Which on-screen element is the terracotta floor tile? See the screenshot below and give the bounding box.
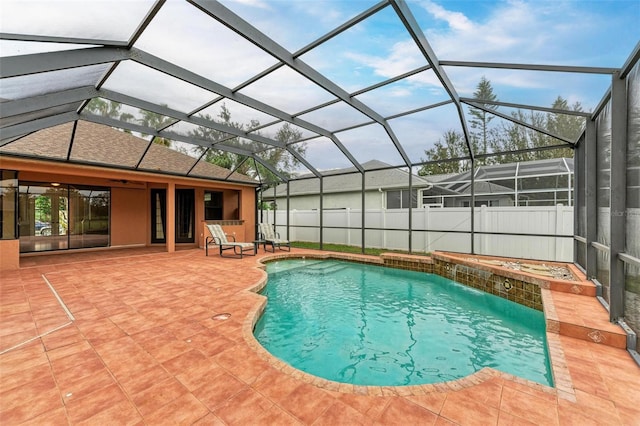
[214,346,270,384]
[0,311,36,336]
[252,368,304,402]
[131,377,188,417]
[161,348,209,376]
[377,397,438,425]
[65,383,130,423]
[496,411,537,425]
[405,392,447,415]
[0,340,45,370]
[143,336,193,364]
[192,371,247,411]
[0,376,62,424]
[454,379,504,409]
[143,392,209,425]
[277,383,337,424]
[50,342,97,366]
[440,391,500,426]
[39,323,81,347]
[75,400,142,426]
[17,408,68,426]
[313,399,371,426]
[118,364,173,396]
[214,387,274,424]
[499,386,559,425]
[192,412,227,426]
[252,406,303,425]
[557,398,614,426]
[0,362,52,393]
[193,330,236,357]
[58,368,116,405]
[174,358,225,392]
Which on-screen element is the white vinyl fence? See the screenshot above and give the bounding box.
[259,205,574,262]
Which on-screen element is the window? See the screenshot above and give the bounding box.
[204,191,223,220]
[0,170,18,240]
[386,189,417,209]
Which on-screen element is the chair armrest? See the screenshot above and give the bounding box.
[226,234,236,242]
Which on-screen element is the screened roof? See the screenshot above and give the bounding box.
[1,0,638,185]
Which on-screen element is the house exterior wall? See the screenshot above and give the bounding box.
[0,157,256,269]
[111,186,148,246]
[273,190,385,211]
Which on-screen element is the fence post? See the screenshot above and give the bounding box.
[425,206,430,252]
[481,205,488,255]
[555,203,564,261]
[346,208,351,246]
[382,209,387,249]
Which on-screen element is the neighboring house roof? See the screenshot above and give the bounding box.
[0,121,256,184]
[430,158,573,195]
[267,159,434,197]
[265,158,574,199]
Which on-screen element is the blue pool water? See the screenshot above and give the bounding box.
[254,259,554,387]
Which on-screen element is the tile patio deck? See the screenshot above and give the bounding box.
[1,247,639,425]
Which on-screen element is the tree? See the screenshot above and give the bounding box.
[189,104,306,181]
[418,129,470,175]
[546,96,585,141]
[468,76,498,160]
[85,99,122,118]
[84,99,134,133]
[492,96,581,161]
[138,108,174,147]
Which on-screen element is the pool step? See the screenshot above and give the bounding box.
[543,290,627,349]
[305,262,351,275]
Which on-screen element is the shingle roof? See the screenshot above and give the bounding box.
[0,120,256,184]
[269,160,433,197]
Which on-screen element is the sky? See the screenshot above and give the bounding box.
[2,0,639,172]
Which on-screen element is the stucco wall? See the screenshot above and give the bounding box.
[0,240,20,270]
[111,187,147,246]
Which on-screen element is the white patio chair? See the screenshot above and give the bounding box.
[205,224,256,258]
[258,223,291,252]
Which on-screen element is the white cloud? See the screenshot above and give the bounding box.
[422,0,474,32]
[345,39,425,80]
[229,0,270,8]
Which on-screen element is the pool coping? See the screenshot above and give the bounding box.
[241,251,572,400]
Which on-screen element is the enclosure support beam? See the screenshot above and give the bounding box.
[319,177,324,251]
[273,185,277,231]
[362,172,366,255]
[574,134,585,266]
[470,159,476,254]
[585,120,598,280]
[408,170,413,254]
[609,71,627,322]
[286,182,291,242]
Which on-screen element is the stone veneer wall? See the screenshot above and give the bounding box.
[433,259,543,311]
[381,257,434,273]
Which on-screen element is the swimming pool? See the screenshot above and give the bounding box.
[255,259,554,387]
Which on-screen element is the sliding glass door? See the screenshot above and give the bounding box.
[176,189,194,243]
[68,186,110,249]
[18,182,109,252]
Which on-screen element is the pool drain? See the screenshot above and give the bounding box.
[212,313,231,321]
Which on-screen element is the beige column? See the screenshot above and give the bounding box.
[166,182,175,253]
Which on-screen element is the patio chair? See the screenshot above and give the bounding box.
[205,224,256,258]
[258,223,291,252]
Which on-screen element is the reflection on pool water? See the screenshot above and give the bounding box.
[255,259,554,387]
